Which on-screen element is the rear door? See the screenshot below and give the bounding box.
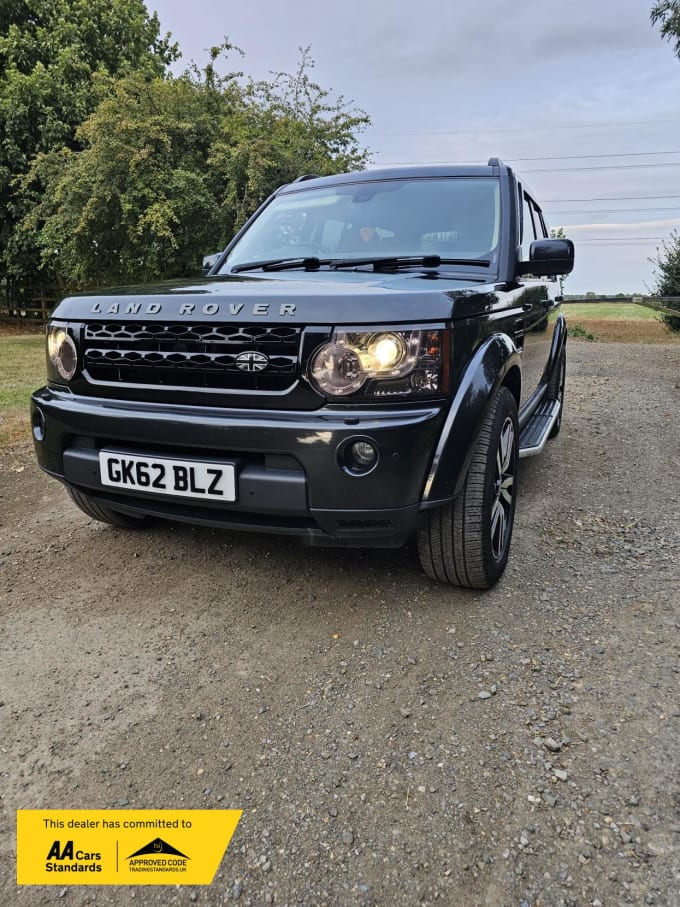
[516,186,558,410]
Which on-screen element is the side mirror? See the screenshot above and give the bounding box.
[517,238,574,277]
[202,252,222,275]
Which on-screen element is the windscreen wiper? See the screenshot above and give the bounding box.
[329,255,491,271]
[229,255,491,274]
[229,257,330,273]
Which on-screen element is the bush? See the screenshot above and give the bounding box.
[17,47,370,288]
[651,230,680,332]
[568,324,596,341]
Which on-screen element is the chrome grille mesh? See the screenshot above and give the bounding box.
[83,323,302,391]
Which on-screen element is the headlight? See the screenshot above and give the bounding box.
[310,328,449,398]
[47,325,78,381]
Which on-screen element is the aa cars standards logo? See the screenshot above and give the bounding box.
[126,837,190,874]
[44,840,102,875]
[17,810,242,886]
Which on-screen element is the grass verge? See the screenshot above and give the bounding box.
[0,335,45,449]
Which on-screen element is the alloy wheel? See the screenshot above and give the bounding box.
[491,416,515,561]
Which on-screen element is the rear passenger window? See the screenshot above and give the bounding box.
[521,192,536,259]
[531,200,548,238]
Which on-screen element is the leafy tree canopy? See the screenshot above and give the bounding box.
[0,0,177,276]
[651,0,680,58]
[20,46,371,287]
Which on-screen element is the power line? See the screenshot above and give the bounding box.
[497,150,680,162]
[367,117,680,137]
[378,150,680,164]
[546,206,680,214]
[372,160,680,173]
[575,241,663,246]
[576,244,663,248]
[542,195,680,203]
[527,163,680,174]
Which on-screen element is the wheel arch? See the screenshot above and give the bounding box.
[421,333,521,506]
[502,364,521,408]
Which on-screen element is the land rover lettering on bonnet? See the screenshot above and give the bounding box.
[31,160,574,588]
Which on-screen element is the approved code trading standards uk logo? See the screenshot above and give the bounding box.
[127,837,189,874]
[17,810,241,886]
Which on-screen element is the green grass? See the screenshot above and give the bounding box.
[561,302,658,320]
[568,324,596,341]
[0,335,45,447]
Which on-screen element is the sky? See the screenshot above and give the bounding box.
[150,0,680,295]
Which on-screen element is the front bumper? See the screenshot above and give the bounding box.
[31,388,448,546]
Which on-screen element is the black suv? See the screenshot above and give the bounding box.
[31,159,574,588]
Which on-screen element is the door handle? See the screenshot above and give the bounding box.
[522,303,532,312]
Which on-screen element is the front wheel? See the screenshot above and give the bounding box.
[417,386,519,589]
[66,486,148,529]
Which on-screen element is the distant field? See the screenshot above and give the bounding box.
[557,302,678,343]
[561,303,658,320]
[0,335,44,448]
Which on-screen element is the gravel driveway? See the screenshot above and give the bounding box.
[1,340,679,907]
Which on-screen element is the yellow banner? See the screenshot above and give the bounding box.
[17,810,241,885]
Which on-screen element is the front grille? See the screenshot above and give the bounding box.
[83,322,302,391]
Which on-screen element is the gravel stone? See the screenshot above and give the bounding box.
[1,340,679,906]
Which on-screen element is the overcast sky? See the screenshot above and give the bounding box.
[150,0,680,294]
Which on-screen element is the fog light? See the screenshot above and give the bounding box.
[32,406,45,442]
[339,437,379,476]
[351,441,377,468]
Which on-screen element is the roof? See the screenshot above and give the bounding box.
[278,162,511,194]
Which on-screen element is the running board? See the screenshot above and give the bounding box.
[519,399,561,458]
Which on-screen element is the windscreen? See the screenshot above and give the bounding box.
[221,177,501,269]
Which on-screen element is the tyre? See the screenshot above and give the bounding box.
[547,347,566,439]
[66,486,148,529]
[417,386,519,589]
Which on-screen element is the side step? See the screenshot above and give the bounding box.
[519,399,561,458]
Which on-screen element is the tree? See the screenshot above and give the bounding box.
[651,1,680,58]
[651,230,680,330]
[0,0,177,282]
[649,4,680,329]
[19,47,370,287]
[212,48,370,233]
[21,74,227,286]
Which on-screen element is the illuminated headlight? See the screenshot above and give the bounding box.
[310,328,448,398]
[368,333,406,369]
[47,325,78,381]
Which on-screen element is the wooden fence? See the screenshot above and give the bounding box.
[1,286,64,323]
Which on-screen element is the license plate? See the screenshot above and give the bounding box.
[99,451,236,502]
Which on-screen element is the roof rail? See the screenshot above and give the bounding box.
[292,174,320,182]
[487,157,503,167]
